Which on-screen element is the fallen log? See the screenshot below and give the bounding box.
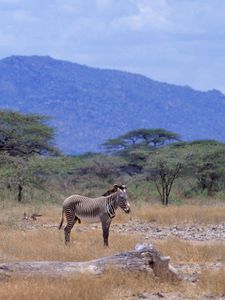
[0,244,180,280]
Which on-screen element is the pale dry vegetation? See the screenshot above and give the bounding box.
[0,226,141,262]
[0,202,225,299]
[155,238,225,263]
[134,203,225,225]
[0,271,186,300]
[0,204,141,263]
[198,268,225,296]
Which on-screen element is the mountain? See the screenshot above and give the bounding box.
[0,55,225,154]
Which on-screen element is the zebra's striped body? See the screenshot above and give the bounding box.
[58,185,130,246]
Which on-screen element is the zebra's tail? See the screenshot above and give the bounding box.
[58,208,64,230]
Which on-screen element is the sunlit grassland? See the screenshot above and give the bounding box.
[0,270,224,300]
[155,238,225,263]
[0,200,225,299]
[133,202,225,225]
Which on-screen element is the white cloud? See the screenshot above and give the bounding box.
[0,0,225,92]
[112,0,171,31]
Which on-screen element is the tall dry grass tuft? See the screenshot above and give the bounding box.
[154,238,225,263]
[134,204,225,225]
[0,226,141,262]
[0,269,185,300]
[0,275,114,300]
[198,268,225,296]
[0,263,223,300]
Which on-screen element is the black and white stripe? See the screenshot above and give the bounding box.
[58,186,130,246]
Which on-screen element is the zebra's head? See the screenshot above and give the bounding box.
[116,186,131,214]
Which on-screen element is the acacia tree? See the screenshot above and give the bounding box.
[151,140,225,198]
[144,144,184,205]
[148,160,183,205]
[102,128,180,154]
[101,128,180,176]
[0,110,60,201]
[186,140,225,195]
[0,110,59,156]
[122,128,180,148]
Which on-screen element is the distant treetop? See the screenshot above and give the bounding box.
[0,110,60,157]
[102,128,180,153]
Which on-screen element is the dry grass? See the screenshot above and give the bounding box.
[0,203,225,299]
[0,228,142,262]
[0,269,224,300]
[0,271,186,300]
[154,238,225,263]
[0,204,139,262]
[134,203,225,225]
[198,268,225,296]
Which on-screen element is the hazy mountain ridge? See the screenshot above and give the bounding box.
[0,55,224,154]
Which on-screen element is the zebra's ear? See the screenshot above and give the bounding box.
[114,184,127,193]
[113,184,122,192]
[118,187,124,193]
[121,184,127,191]
[114,184,126,189]
[113,184,120,188]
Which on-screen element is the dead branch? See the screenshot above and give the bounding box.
[0,244,180,280]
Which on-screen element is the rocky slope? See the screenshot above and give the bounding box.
[0,55,225,153]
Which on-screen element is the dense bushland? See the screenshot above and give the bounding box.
[1,110,225,206]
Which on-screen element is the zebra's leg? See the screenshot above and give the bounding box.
[64,215,79,244]
[101,218,112,247]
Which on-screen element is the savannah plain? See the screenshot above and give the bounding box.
[0,113,225,299]
[0,197,225,300]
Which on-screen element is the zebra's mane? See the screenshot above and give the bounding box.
[102,184,126,197]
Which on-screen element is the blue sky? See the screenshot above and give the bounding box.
[1,0,225,92]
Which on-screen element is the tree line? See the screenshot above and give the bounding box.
[1,110,225,205]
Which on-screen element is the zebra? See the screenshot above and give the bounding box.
[58,184,130,246]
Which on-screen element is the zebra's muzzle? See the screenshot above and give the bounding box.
[124,205,131,213]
